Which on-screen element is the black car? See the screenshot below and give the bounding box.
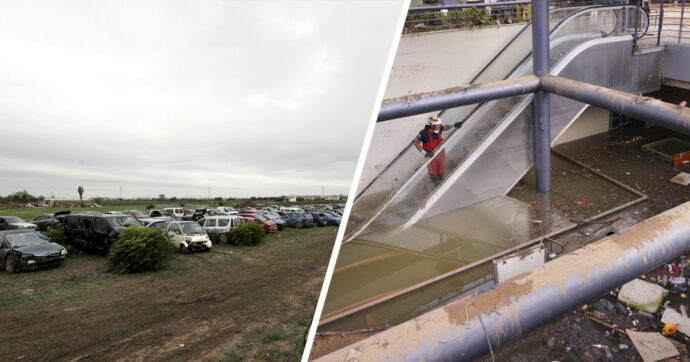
[0,230,66,273]
[31,211,70,231]
[183,208,208,222]
[63,214,141,255]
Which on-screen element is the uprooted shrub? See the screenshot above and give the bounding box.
[108,226,172,274]
[43,225,71,248]
[230,222,265,246]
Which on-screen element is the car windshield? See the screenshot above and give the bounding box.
[129,210,144,216]
[181,223,205,235]
[151,221,170,229]
[4,216,25,223]
[107,216,140,228]
[6,232,49,247]
[256,215,268,222]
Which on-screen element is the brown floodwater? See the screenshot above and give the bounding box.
[320,154,638,332]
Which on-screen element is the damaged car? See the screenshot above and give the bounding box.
[63,214,142,256]
[166,221,212,253]
[1,230,66,273]
[0,216,37,231]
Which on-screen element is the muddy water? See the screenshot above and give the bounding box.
[321,154,638,332]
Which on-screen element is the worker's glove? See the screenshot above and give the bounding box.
[421,150,434,158]
[454,121,464,128]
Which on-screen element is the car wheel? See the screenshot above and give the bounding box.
[180,244,188,254]
[296,222,303,229]
[4,257,17,273]
[218,233,228,244]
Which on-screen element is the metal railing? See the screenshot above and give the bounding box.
[404,0,596,33]
[640,0,689,47]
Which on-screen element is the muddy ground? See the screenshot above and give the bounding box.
[482,126,690,361]
[0,226,337,361]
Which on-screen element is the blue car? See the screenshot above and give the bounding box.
[318,212,342,226]
[311,213,328,227]
[283,213,315,228]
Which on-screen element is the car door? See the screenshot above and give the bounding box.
[167,223,184,247]
[92,218,110,251]
[0,235,9,263]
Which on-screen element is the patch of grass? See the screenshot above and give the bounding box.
[0,225,336,361]
[221,342,253,362]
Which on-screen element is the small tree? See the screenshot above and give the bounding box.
[77,186,84,203]
[108,227,172,274]
[230,222,265,246]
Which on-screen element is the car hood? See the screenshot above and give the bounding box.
[10,222,37,229]
[14,243,63,256]
[186,234,209,242]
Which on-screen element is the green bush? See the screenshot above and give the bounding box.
[108,226,172,274]
[230,222,265,246]
[43,225,70,247]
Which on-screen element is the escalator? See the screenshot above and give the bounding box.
[345,4,649,241]
[317,4,657,338]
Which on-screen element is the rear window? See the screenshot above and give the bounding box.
[289,213,299,218]
[218,219,229,227]
[305,214,313,218]
[206,219,217,227]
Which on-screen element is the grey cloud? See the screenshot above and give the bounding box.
[0,0,403,199]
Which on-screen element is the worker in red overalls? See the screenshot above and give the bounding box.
[414,115,463,186]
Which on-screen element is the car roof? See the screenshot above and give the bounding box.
[0,229,36,235]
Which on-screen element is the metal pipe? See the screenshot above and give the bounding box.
[377,75,540,122]
[633,0,640,50]
[532,0,551,192]
[541,74,690,134]
[680,0,686,44]
[316,202,690,361]
[658,0,664,46]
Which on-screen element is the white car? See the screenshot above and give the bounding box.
[165,221,211,253]
[198,215,246,244]
[216,206,239,215]
[141,218,171,229]
[163,208,185,219]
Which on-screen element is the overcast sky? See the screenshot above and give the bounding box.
[0,0,404,199]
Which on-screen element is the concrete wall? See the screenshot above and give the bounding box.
[358,25,525,195]
[663,44,690,84]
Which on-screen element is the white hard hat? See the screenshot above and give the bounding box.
[428,115,442,125]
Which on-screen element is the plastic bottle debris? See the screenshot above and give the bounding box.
[638,311,655,318]
[675,285,687,293]
[615,302,628,315]
[619,344,629,350]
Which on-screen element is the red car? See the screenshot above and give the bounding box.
[238,214,277,233]
[123,210,150,220]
